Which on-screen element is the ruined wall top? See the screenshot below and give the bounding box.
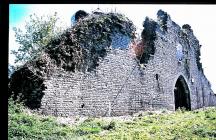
[10,9,204,76]
[9,9,213,109]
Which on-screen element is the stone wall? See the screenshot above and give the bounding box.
[39,14,216,116]
[11,10,216,117]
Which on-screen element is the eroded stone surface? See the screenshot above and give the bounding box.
[9,10,216,117]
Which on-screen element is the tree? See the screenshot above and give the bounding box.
[11,12,63,64]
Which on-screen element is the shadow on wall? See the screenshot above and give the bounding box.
[8,67,46,109]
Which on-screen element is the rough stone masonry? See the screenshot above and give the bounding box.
[8,10,216,117]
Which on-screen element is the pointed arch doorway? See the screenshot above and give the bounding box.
[174,75,191,110]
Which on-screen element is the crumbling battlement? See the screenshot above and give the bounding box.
[8,10,216,116]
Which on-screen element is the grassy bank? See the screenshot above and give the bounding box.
[8,99,216,140]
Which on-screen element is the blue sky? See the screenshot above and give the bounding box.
[9,4,31,26]
[9,4,216,92]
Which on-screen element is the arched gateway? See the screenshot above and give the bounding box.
[174,76,191,110]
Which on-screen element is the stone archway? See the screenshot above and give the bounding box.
[174,75,191,110]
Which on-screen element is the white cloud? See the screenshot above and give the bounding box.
[9,27,19,65]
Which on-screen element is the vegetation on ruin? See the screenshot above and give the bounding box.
[45,12,136,72]
[8,11,136,110]
[157,9,168,32]
[10,11,136,76]
[9,99,216,140]
[139,17,157,64]
[9,10,214,140]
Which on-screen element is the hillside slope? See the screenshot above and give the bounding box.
[9,99,216,140]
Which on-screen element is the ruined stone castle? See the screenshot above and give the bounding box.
[9,10,216,117]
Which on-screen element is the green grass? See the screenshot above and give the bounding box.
[9,99,216,140]
[8,99,76,140]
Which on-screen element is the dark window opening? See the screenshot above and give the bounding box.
[174,76,191,110]
[155,74,159,80]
